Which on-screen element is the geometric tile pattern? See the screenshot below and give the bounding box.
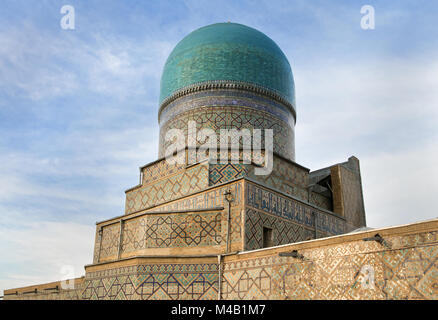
[380,233,438,299]
[209,163,249,185]
[7,227,438,300]
[99,223,121,261]
[244,209,314,250]
[125,163,209,214]
[152,180,242,212]
[309,192,332,211]
[159,90,294,127]
[82,264,218,300]
[96,212,223,262]
[159,105,294,162]
[95,181,244,263]
[141,159,185,185]
[247,156,312,205]
[222,230,438,300]
[122,212,222,250]
[208,155,331,211]
[246,181,345,236]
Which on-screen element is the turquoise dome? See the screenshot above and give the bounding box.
[159,23,295,108]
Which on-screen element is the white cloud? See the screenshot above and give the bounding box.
[0,22,172,101]
[295,56,438,162]
[0,219,94,296]
[294,56,438,228]
[361,141,438,228]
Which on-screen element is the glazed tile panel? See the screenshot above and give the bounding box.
[247,156,312,206]
[221,230,438,300]
[141,159,186,186]
[245,181,345,236]
[96,181,244,263]
[207,156,329,212]
[159,90,295,126]
[245,209,316,251]
[309,192,332,211]
[99,223,121,261]
[151,180,242,212]
[125,163,209,214]
[120,212,222,253]
[82,264,218,300]
[158,105,295,161]
[209,163,249,185]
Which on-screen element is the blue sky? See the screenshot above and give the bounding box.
[1,0,437,294]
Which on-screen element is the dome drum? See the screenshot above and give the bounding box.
[158,22,297,162]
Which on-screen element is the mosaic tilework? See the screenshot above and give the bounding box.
[245,181,345,236]
[248,156,310,204]
[95,182,244,263]
[145,181,244,247]
[151,180,242,212]
[121,212,222,252]
[99,223,121,261]
[222,230,438,300]
[7,224,438,300]
[159,105,295,161]
[309,192,332,211]
[159,90,295,128]
[141,159,185,186]
[125,163,209,214]
[244,209,315,250]
[209,163,250,185]
[208,155,329,213]
[82,264,218,300]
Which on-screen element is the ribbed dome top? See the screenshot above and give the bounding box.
[159,23,295,108]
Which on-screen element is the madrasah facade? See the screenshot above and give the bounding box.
[4,23,437,300]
